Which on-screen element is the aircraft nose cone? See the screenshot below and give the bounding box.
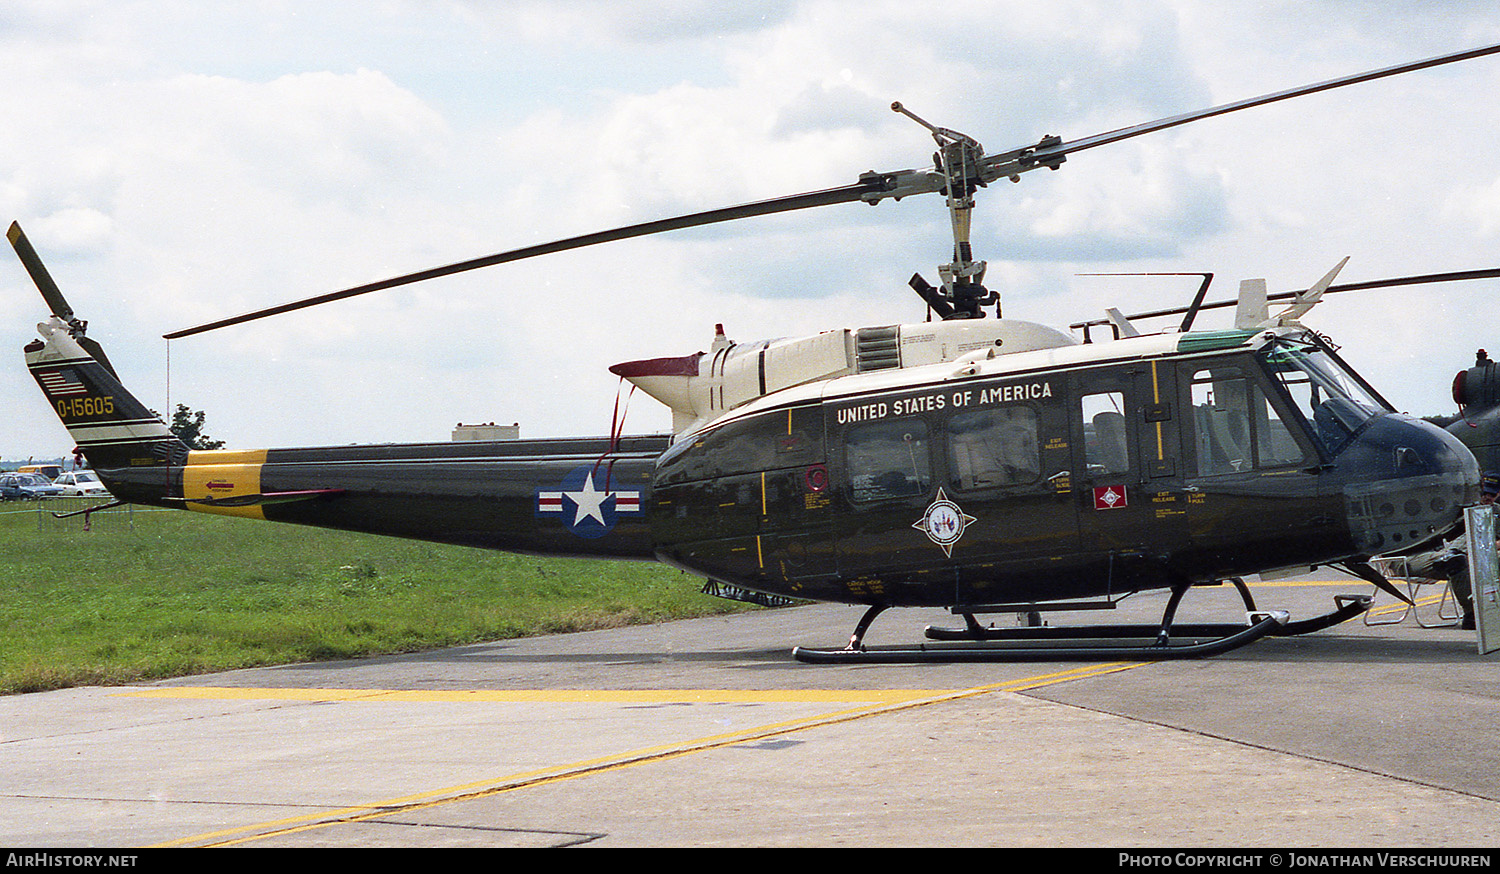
[1342,415,1478,555]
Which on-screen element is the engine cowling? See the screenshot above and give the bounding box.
[610,319,1078,434]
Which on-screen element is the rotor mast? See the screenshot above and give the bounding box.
[892,102,1013,319]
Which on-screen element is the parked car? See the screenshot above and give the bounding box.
[52,470,110,497]
[0,473,65,500]
[17,464,62,481]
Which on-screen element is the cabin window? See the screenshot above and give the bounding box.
[846,419,932,502]
[948,407,1040,489]
[1081,391,1131,477]
[655,405,822,484]
[1189,365,1303,474]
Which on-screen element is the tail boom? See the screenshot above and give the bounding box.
[26,315,665,559]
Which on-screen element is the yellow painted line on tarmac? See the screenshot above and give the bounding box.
[1244,579,1356,588]
[1240,578,1452,618]
[988,661,1144,691]
[1369,591,1449,617]
[147,662,1147,848]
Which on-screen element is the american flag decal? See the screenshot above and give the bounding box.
[37,369,89,397]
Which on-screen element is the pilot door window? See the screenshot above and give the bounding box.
[1189,365,1303,475]
[846,420,933,502]
[1081,391,1131,478]
[948,407,1041,490]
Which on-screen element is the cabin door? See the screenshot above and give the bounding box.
[757,404,838,583]
[1070,365,1184,575]
[947,383,1080,606]
[831,411,943,584]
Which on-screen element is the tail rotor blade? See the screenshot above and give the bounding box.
[76,335,118,379]
[8,222,118,377]
[7,222,75,322]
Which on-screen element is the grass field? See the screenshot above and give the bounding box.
[0,500,755,694]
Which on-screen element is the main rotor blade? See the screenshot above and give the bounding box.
[164,181,878,339]
[1022,42,1500,167]
[7,221,75,322]
[167,40,1500,339]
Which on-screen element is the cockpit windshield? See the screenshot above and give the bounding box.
[1259,338,1389,455]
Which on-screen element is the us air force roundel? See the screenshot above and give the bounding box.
[912,488,976,557]
[535,465,643,538]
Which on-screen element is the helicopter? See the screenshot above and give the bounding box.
[1449,350,1500,477]
[13,43,1499,663]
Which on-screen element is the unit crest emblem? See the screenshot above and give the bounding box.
[912,488,976,557]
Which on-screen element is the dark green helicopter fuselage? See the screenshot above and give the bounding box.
[32,318,1476,612]
[647,328,1476,607]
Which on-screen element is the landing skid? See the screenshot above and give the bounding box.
[791,589,1372,664]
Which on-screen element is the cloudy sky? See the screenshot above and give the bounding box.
[4,1,1500,458]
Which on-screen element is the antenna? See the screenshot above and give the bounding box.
[1072,267,1500,337]
[1072,273,1214,341]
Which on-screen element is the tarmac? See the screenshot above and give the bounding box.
[1,573,1497,848]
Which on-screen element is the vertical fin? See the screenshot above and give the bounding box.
[26,319,186,471]
[13,227,188,481]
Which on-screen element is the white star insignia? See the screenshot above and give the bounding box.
[566,471,610,526]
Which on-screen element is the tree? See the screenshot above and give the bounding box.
[168,404,225,450]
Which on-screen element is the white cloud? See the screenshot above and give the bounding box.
[471,0,799,44]
[1445,176,1500,238]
